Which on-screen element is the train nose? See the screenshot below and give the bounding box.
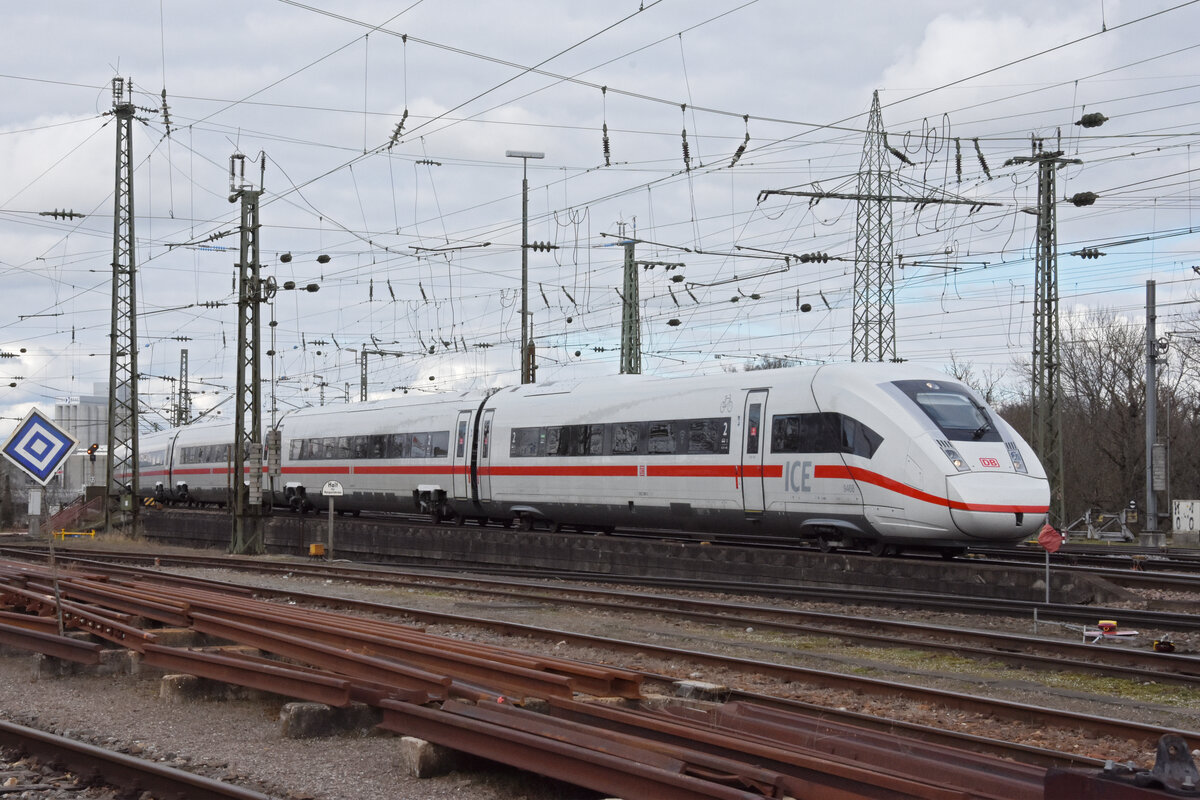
[945,472,1050,541]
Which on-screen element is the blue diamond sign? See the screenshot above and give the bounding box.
[2,408,78,486]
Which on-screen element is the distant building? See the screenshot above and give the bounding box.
[53,384,108,496]
[55,384,108,451]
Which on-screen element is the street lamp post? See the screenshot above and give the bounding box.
[506,149,544,384]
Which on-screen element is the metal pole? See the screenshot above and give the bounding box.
[105,77,140,536]
[230,154,268,555]
[520,163,530,383]
[1044,549,1050,605]
[1145,280,1158,535]
[327,497,334,561]
[506,150,543,384]
[619,240,641,374]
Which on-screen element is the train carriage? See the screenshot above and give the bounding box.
[473,373,745,532]
[277,391,481,517]
[139,422,233,506]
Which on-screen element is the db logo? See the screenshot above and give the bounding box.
[979,457,1000,468]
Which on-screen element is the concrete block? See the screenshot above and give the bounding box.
[397,736,465,778]
[97,648,137,676]
[673,679,728,701]
[279,702,382,739]
[160,673,222,703]
[31,654,79,680]
[1173,530,1200,548]
[159,672,271,703]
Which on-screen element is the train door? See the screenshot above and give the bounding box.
[741,389,768,513]
[477,409,495,503]
[452,410,472,499]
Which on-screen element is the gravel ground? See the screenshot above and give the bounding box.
[0,550,1198,798]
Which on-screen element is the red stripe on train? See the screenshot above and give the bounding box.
[815,464,1048,514]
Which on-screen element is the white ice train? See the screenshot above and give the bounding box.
[135,363,1050,555]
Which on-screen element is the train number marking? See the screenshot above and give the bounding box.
[978,457,1000,468]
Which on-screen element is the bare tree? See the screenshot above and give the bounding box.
[946,353,1011,405]
[999,307,1200,527]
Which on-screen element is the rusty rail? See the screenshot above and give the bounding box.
[0,556,1193,800]
[0,717,277,800]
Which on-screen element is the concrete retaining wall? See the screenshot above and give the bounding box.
[142,509,1122,604]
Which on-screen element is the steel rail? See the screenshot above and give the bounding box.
[31,548,1200,688]
[180,560,1200,686]
[2,552,1194,762]
[18,546,1200,634]
[0,717,278,800]
[64,558,1200,749]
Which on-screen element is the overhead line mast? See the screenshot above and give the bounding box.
[1008,135,1087,529]
[105,77,140,535]
[229,152,273,555]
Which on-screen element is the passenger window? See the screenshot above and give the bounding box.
[611,423,641,455]
[545,426,566,456]
[456,421,468,458]
[688,420,717,454]
[647,422,675,454]
[586,425,604,455]
[481,420,491,459]
[510,427,540,457]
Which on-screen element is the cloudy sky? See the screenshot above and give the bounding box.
[1,0,1198,434]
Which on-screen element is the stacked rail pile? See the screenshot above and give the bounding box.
[0,558,1106,799]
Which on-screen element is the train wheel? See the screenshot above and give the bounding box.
[867,541,891,557]
[816,536,836,553]
[516,515,533,532]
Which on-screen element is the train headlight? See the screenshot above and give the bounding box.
[936,439,971,472]
[1005,440,1028,474]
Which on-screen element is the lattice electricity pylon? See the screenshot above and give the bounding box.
[620,240,641,374]
[852,90,896,363]
[174,348,190,427]
[229,153,273,555]
[1009,143,1080,527]
[105,77,140,534]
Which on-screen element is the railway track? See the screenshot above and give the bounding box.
[0,555,1076,800]
[19,546,1200,689]
[0,717,276,799]
[2,548,1196,766]
[13,543,1197,633]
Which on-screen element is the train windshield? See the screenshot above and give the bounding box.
[892,379,1001,442]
